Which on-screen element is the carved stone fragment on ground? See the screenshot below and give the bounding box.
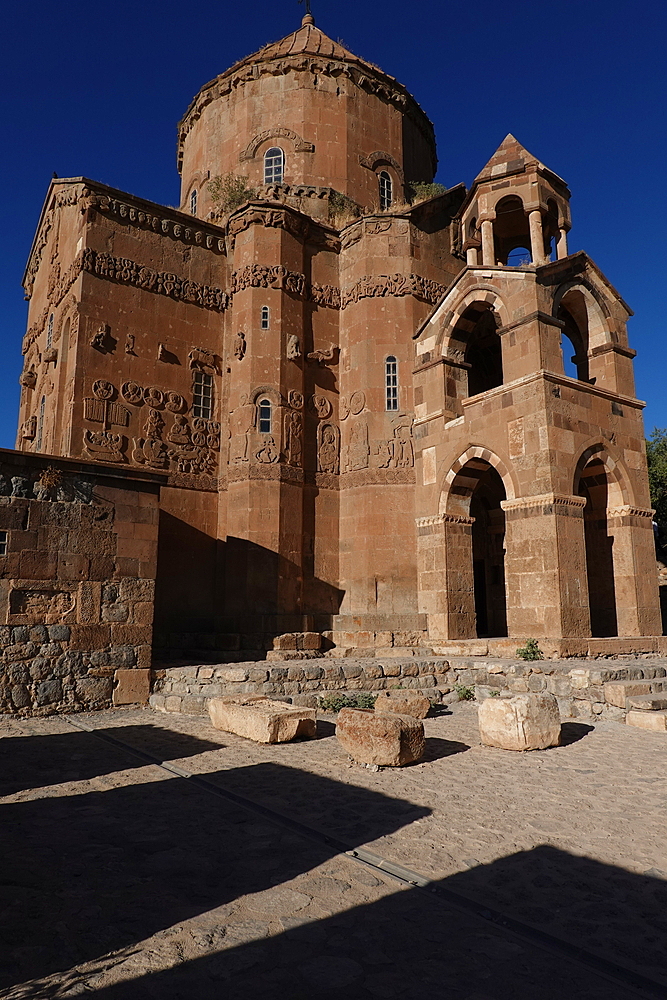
[208,695,316,743]
[336,708,425,766]
[374,689,431,719]
[478,693,561,751]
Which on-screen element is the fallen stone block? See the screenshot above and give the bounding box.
[478,693,561,751]
[208,695,316,743]
[626,710,667,731]
[336,708,424,766]
[112,668,151,705]
[374,689,431,719]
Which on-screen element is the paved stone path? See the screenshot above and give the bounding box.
[1,702,666,998]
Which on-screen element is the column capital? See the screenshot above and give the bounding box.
[416,512,475,528]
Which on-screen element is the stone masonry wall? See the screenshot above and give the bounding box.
[0,450,164,717]
[150,655,667,721]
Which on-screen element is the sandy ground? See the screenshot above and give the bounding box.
[1,702,666,999]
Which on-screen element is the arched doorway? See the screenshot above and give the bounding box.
[447,457,508,638]
[577,453,620,636]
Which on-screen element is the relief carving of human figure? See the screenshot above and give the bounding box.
[229,395,256,463]
[347,417,369,471]
[285,410,302,467]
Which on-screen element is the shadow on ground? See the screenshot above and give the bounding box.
[1,723,665,999]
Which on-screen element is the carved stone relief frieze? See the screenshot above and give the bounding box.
[309,394,332,419]
[188,347,219,373]
[341,273,446,309]
[84,430,125,463]
[284,410,303,467]
[234,331,247,360]
[288,390,304,410]
[81,248,230,312]
[376,415,414,469]
[343,416,370,472]
[229,395,256,464]
[83,380,130,431]
[307,346,338,365]
[286,335,301,361]
[21,416,37,440]
[317,423,340,474]
[240,127,315,161]
[255,437,280,464]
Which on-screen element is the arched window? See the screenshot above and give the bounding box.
[506,247,532,266]
[379,171,392,211]
[264,147,284,184]
[46,313,54,349]
[190,188,197,215]
[36,395,46,451]
[258,398,272,433]
[260,306,270,330]
[385,356,398,410]
[192,371,214,419]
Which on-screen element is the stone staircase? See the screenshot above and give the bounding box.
[604,677,667,732]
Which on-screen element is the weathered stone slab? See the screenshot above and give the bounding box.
[374,689,431,719]
[208,695,316,743]
[626,709,667,731]
[112,667,151,705]
[336,708,424,766]
[478,693,561,751]
[604,680,651,708]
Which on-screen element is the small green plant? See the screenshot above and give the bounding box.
[329,189,360,226]
[454,683,475,702]
[208,173,257,214]
[408,181,447,204]
[489,689,501,697]
[317,692,377,713]
[515,638,544,661]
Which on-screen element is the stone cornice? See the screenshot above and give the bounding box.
[500,493,587,512]
[416,512,475,526]
[606,505,654,519]
[23,178,227,299]
[231,264,340,308]
[459,369,645,412]
[177,55,436,175]
[225,201,340,252]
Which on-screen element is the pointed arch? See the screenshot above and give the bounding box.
[573,441,633,507]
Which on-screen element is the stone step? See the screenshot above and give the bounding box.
[626,694,667,712]
[626,710,667,732]
[603,679,667,708]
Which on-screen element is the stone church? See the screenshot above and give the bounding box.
[13,12,662,697]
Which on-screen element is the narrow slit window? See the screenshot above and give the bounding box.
[0,531,7,556]
[385,356,398,410]
[36,395,46,450]
[46,314,54,349]
[192,371,214,419]
[190,188,197,215]
[379,170,392,211]
[260,306,270,330]
[258,398,272,434]
[264,147,284,184]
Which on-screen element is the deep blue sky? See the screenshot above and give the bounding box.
[2,0,666,447]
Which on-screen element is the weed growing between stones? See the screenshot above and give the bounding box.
[516,638,545,661]
[317,692,378,713]
[454,684,475,702]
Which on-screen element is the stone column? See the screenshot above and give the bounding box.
[416,512,476,640]
[605,505,662,636]
[466,246,479,266]
[528,210,545,265]
[480,220,495,266]
[556,227,569,259]
[501,493,590,638]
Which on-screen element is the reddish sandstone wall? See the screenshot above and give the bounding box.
[0,451,163,716]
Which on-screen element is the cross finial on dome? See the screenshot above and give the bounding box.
[299,0,315,25]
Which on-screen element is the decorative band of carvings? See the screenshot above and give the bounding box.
[416,513,475,527]
[177,60,435,174]
[92,193,226,253]
[341,273,446,309]
[81,249,230,312]
[340,468,416,488]
[231,264,340,309]
[500,493,587,512]
[606,505,654,519]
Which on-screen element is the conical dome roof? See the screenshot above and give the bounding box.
[177,16,435,173]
